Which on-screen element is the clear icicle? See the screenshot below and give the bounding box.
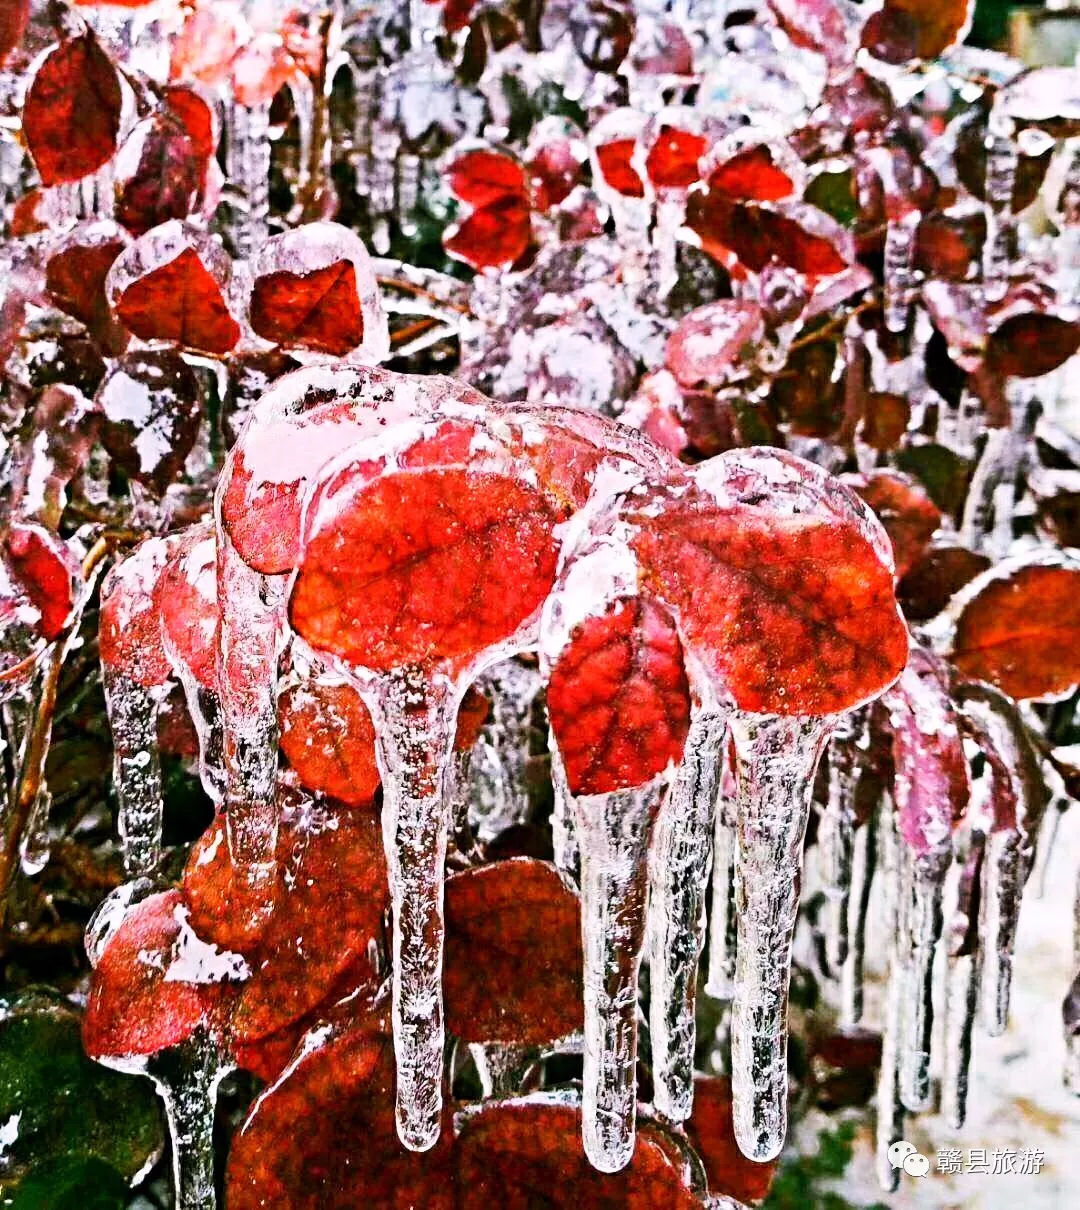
[982,108,1018,303]
[367,669,459,1152]
[215,534,284,924]
[729,713,834,1162]
[577,781,661,1172]
[102,666,165,877]
[19,787,52,875]
[705,806,737,1001]
[896,846,946,1112]
[941,828,985,1130]
[1065,866,1080,1094]
[550,742,581,884]
[882,212,919,334]
[979,828,1025,1037]
[647,709,726,1121]
[467,1041,533,1098]
[224,101,272,260]
[839,816,876,1028]
[874,802,905,1193]
[819,713,864,973]
[146,1030,229,1210]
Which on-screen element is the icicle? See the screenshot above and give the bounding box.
[978,828,1024,1037]
[941,827,985,1130]
[982,107,1018,303]
[896,845,946,1112]
[103,667,165,877]
[550,742,581,884]
[146,1030,230,1210]
[882,211,919,334]
[647,708,726,1121]
[874,803,905,1193]
[839,816,875,1028]
[1065,866,1080,1094]
[467,1041,533,1098]
[576,780,660,1172]
[215,534,284,926]
[705,806,737,1000]
[818,713,863,973]
[729,713,834,1162]
[19,787,51,875]
[366,668,459,1152]
[224,101,272,260]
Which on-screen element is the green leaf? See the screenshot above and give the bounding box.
[7,1156,129,1210]
[805,169,858,229]
[896,443,973,517]
[0,990,162,1199]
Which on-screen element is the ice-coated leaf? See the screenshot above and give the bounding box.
[860,392,911,453]
[0,0,27,64]
[447,149,529,208]
[986,313,1080,380]
[706,144,795,202]
[645,125,707,190]
[850,471,941,579]
[0,990,162,1198]
[23,34,123,186]
[443,859,583,1044]
[687,196,850,276]
[914,210,985,282]
[183,799,387,1046]
[665,300,764,389]
[685,1077,777,1204]
[45,228,129,346]
[862,0,973,63]
[83,890,230,1060]
[454,1096,701,1208]
[97,351,202,494]
[897,545,991,623]
[633,486,908,715]
[115,109,208,237]
[767,0,861,69]
[290,466,560,673]
[278,677,381,807]
[445,196,532,270]
[947,559,1080,701]
[4,523,79,642]
[595,138,645,198]
[157,527,217,690]
[547,596,691,795]
[250,262,365,357]
[112,242,241,355]
[99,535,180,690]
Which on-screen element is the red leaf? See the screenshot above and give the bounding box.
[250,261,365,356]
[707,144,794,202]
[548,596,691,795]
[859,392,911,453]
[115,111,206,236]
[98,535,181,689]
[666,300,764,389]
[454,1097,701,1208]
[46,232,128,343]
[444,859,583,1044]
[897,544,990,623]
[114,246,241,355]
[83,890,226,1059]
[949,561,1080,701]
[633,487,908,716]
[183,800,387,1044]
[278,677,381,807]
[24,34,122,186]
[768,339,842,439]
[226,1004,456,1210]
[685,1076,777,1203]
[986,313,1080,380]
[163,86,216,160]
[688,195,849,276]
[914,209,985,281]
[850,470,940,579]
[445,196,532,270]
[290,466,560,673]
[4,524,78,642]
[447,149,529,207]
[0,0,27,64]
[863,0,972,62]
[157,528,217,689]
[645,125,706,190]
[595,138,645,198]
[528,139,586,210]
[97,351,203,494]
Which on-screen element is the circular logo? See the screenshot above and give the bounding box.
[887,1140,917,1169]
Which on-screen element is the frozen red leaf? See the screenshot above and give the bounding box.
[249,261,364,356]
[23,34,122,186]
[685,1077,777,1204]
[897,544,990,623]
[528,139,586,210]
[767,0,860,68]
[986,313,1080,380]
[163,86,216,160]
[595,138,645,198]
[97,351,202,494]
[226,1004,456,1210]
[850,471,940,579]
[445,196,532,270]
[99,536,182,689]
[443,859,583,1044]
[447,149,529,207]
[666,300,764,389]
[0,0,27,64]
[114,247,241,355]
[949,561,1080,701]
[115,110,207,236]
[454,1097,700,1208]
[688,195,849,276]
[183,800,387,1044]
[645,125,706,190]
[633,489,907,716]
[45,232,128,345]
[547,596,691,796]
[290,467,560,673]
[4,524,78,642]
[83,890,227,1059]
[278,677,380,807]
[706,144,795,202]
[157,528,217,690]
[860,391,911,453]
[914,209,985,281]
[863,0,972,62]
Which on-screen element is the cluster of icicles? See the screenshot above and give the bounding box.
[83,355,1044,1206]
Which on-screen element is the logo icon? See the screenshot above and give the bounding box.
[888,1140,930,1178]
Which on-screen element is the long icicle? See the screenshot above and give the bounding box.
[730,713,834,1162]
[840,814,876,1028]
[705,802,738,1000]
[647,708,726,1121]
[942,826,985,1129]
[102,667,166,877]
[875,800,905,1192]
[819,712,863,973]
